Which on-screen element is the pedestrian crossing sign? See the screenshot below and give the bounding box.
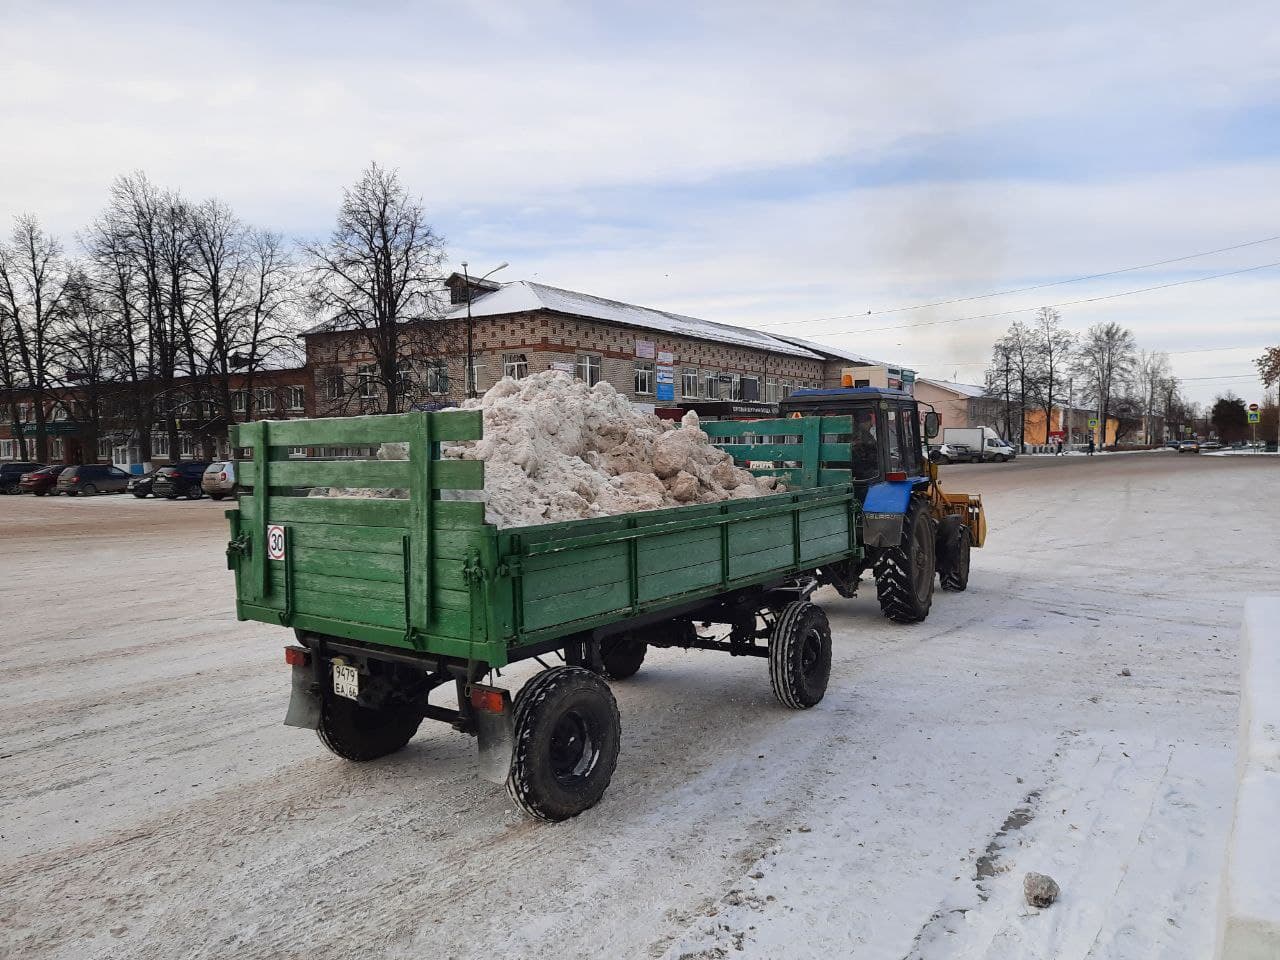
[1247,411,1261,423]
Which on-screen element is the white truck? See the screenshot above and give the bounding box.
[941,426,1017,463]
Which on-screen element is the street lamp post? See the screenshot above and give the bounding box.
[462,261,508,399]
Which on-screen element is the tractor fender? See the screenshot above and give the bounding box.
[862,480,914,549]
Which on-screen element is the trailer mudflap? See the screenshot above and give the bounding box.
[284,661,322,730]
[471,684,514,784]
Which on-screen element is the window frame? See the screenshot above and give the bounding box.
[575,353,602,387]
[285,385,305,411]
[503,353,528,380]
[634,361,655,396]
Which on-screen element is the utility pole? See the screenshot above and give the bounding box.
[1066,377,1073,447]
[1003,349,1012,442]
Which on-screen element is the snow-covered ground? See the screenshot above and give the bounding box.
[1,453,1275,959]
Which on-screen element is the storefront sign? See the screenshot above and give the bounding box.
[635,340,655,359]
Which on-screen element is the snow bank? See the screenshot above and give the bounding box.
[1216,596,1280,960]
[317,371,782,526]
[442,371,781,527]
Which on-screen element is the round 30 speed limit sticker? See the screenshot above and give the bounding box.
[266,524,286,561]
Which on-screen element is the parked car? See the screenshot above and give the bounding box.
[56,463,132,495]
[127,468,161,498]
[201,461,238,500]
[151,461,212,499]
[1178,440,1200,453]
[1,461,44,494]
[18,464,67,495]
[927,442,970,465]
[1165,439,1182,449]
[1199,439,1222,451]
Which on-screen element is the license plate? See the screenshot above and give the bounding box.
[332,663,360,701]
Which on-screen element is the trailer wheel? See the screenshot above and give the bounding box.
[316,693,422,762]
[768,601,832,709]
[873,498,935,623]
[600,635,647,680]
[937,517,971,592]
[507,666,620,821]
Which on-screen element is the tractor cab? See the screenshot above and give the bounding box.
[777,386,936,491]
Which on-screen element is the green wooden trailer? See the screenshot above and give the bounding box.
[226,409,861,820]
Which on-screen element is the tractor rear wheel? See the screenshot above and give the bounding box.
[507,666,621,821]
[768,601,832,709]
[317,691,422,761]
[936,516,972,592]
[600,635,647,680]
[873,498,936,623]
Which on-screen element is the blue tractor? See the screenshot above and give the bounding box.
[777,386,987,622]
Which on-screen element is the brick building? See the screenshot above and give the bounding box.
[303,275,899,415]
[0,365,313,469]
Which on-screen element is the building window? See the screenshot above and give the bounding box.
[766,377,779,402]
[285,386,305,411]
[780,380,793,398]
[0,439,13,459]
[704,371,720,400]
[51,404,69,421]
[325,371,345,401]
[98,437,112,460]
[50,438,63,459]
[289,446,308,458]
[180,434,197,458]
[425,360,449,395]
[741,376,760,401]
[256,387,275,413]
[503,353,528,380]
[395,359,415,399]
[231,391,247,413]
[469,358,483,394]
[152,431,169,457]
[634,362,654,395]
[358,364,379,399]
[682,368,699,399]
[575,354,602,387]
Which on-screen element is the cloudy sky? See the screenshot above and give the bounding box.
[3,0,1278,404]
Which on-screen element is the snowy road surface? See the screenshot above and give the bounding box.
[1,453,1275,959]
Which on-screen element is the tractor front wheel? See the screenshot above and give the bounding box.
[768,601,832,709]
[873,498,936,623]
[936,516,972,592]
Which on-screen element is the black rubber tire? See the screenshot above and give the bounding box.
[873,498,936,623]
[81,484,97,495]
[316,689,422,762]
[936,516,972,592]
[208,491,225,501]
[133,491,148,498]
[768,601,832,709]
[600,635,647,680]
[185,484,202,500]
[65,490,79,496]
[507,666,621,821]
[34,490,46,497]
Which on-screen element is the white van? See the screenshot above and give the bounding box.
[941,427,1017,463]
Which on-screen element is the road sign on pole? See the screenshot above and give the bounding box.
[1088,417,1099,429]
[1247,410,1261,423]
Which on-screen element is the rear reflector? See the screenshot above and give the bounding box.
[469,685,507,714]
[284,646,310,667]
[885,471,908,482]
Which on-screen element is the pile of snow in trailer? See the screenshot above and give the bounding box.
[313,371,783,527]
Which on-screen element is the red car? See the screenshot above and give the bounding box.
[18,464,67,495]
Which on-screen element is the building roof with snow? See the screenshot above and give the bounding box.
[766,333,885,367]
[436,280,825,360]
[916,377,988,398]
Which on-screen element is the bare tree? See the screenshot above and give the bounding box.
[0,216,71,461]
[303,163,448,415]
[1258,345,1280,448]
[985,320,1039,451]
[1031,307,1073,446]
[1134,350,1171,444]
[0,299,28,458]
[1074,321,1136,448]
[50,268,128,459]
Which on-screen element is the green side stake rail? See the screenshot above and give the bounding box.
[226,409,862,821]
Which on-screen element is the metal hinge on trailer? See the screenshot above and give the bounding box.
[225,532,251,569]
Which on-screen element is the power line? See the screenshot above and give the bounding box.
[944,344,1269,367]
[802,261,1280,338]
[764,233,1280,327]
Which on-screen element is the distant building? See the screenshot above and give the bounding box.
[303,275,899,415]
[914,379,998,431]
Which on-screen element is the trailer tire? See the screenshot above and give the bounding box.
[507,666,620,821]
[600,635,647,680]
[937,518,971,592]
[316,693,422,762]
[873,498,935,623]
[769,601,832,709]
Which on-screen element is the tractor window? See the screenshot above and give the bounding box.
[900,405,923,474]
[886,408,904,472]
[847,408,879,481]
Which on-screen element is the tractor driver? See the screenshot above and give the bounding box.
[850,408,879,480]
